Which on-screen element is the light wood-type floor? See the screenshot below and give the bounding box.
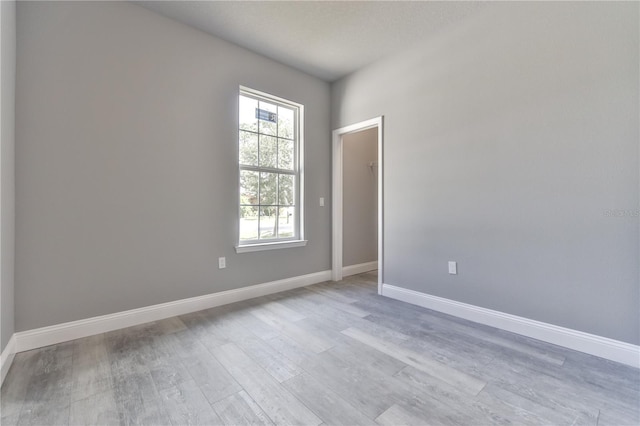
[1,272,638,425]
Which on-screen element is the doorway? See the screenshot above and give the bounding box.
[332,117,383,294]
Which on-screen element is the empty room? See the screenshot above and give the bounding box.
[1,1,638,425]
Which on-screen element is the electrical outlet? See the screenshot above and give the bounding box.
[218,257,226,269]
[319,197,325,207]
[448,261,457,275]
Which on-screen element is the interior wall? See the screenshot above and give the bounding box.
[15,1,331,332]
[331,2,639,344]
[1,0,16,352]
[343,128,377,267]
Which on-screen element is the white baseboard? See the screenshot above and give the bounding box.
[14,270,332,354]
[343,261,378,277]
[381,283,640,368]
[1,334,17,386]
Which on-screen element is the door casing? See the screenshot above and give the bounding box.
[331,116,384,294]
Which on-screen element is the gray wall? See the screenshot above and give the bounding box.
[332,2,639,344]
[1,0,16,352]
[16,1,331,331]
[343,128,377,267]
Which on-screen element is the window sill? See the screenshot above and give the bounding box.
[235,240,308,254]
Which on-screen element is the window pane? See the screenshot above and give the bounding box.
[278,174,294,206]
[259,135,277,168]
[240,170,259,205]
[278,138,294,170]
[258,101,277,136]
[278,206,295,238]
[240,206,259,241]
[259,206,277,239]
[239,89,301,246]
[239,131,258,166]
[239,96,258,132]
[260,172,277,205]
[278,106,294,139]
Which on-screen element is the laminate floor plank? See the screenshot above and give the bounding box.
[484,346,637,421]
[118,395,170,426]
[147,332,193,392]
[226,327,303,383]
[211,343,322,426]
[359,299,496,360]
[263,333,316,366]
[260,299,307,322]
[418,311,566,367]
[341,326,487,395]
[176,311,215,341]
[474,385,558,426]
[556,353,640,407]
[564,350,640,390]
[16,345,74,426]
[478,354,608,423]
[596,409,639,426]
[222,301,282,341]
[374,396,477,426]
[317,280,374,300]
[326,333,408,376]
[300,346,403,419]
[16,401,70,426]
[170,330,242,405]
[194,304,253,347]
[158,379,222,426]
[108,353,159,408]
[282,372,374,426]
[300,286,371,318]
[249,306,335,353]
[375,403,435,426]
[269,289,368,330]
[192,308,303,384]
[69,388,119,426]
[70,333,112,402]
[363,313,496,377]
[32,341,74,375]
[394,366,517,425]
[342,279,379,295]
[212,390,274,426]
[153,316,188,335]
[305,283,358,304]
[2,271,637,426]
[479,383,593,425]
[415,305,570,368]
[1,350,40,423]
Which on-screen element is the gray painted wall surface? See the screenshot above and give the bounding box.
[16,1,331,331]
[332,2,639,344]
[343,128,377,267]
[1,0,16,352]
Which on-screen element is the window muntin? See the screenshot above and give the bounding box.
[238,89,302,246]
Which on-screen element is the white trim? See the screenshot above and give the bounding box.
[239,86,303,110]
[236,240,307,253]
[1,334,16,386]
[14,270,331,354]
[332,117,384,294]
[343,261,378,277]
[381,284,640,368]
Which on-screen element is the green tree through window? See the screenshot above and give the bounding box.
[238,89,301,244]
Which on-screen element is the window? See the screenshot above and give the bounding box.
[236,87,305,253]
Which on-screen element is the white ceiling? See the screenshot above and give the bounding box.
[135,1,489,82]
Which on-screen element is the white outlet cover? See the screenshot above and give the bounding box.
[218,257,226,269]
[448,261,457,274]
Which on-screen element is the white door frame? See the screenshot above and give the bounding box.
[332,116,384,294]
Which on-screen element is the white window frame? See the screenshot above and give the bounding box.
[235,86,306,253]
